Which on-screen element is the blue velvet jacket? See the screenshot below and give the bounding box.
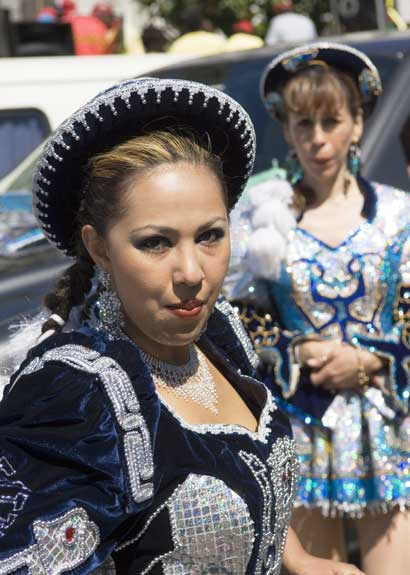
[0,300,298,575]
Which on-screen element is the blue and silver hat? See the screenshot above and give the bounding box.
[261,42,382,121]
[33,77,256,256]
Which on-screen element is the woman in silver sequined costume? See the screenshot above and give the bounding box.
[0,77,365,575]
[226,42,410,574]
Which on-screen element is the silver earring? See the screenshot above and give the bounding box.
[96,268,125,336]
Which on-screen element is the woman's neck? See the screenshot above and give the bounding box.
[304,168,355,208]
[124,322,192,365]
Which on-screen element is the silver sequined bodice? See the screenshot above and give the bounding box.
[162,474,255,574]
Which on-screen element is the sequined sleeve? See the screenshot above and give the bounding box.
[353,225,410,415]
[0,338,157,575]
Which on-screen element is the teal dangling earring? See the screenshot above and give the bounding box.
[348,143,361,178]
[285,148,304,185]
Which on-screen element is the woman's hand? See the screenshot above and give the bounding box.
[297,340,334,365]
[309,343,361,391]
[297,340,384,391]
[286,553,366,575]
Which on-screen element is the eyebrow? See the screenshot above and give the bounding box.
[130,217,228,235]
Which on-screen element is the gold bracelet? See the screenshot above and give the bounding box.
[356,347,370,389]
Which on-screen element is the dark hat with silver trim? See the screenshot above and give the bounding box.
[260,42,382,121]
[33,77,256,256]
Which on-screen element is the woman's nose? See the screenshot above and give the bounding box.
[311,122,326,145]
[173,247,205,286]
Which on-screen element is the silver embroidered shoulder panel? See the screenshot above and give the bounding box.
[12,344,154,505]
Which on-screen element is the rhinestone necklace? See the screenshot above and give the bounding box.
[140,344,219,414]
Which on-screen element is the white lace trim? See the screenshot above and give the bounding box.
[159,384,277,444]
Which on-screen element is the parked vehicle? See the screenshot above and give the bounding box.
[0,51,195,179]
[1,30,410,339]
[153,29,410,190]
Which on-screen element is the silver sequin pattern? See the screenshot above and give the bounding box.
[0,507,99,575]
[161,474,255,575]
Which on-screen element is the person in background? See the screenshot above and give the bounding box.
[36,5,58,22]
[91,2,122,53]
[59,0,77,21]
[167,6,226,56]
[226,42,410,575]
[141,23,170,52]
[265,0,317,45]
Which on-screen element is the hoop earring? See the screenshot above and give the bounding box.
[96,268,125,336]
[285,149,304,185]
[348,143,361,177]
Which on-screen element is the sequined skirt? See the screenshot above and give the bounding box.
[290,389,410,517]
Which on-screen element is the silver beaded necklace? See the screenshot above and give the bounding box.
[140,344,219,414]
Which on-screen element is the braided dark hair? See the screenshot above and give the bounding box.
[41,130,226,335]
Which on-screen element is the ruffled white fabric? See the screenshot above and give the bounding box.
[226,171,297,300]
[245,178,297,281]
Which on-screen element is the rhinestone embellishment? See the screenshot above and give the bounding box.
[0,507,99,575]
[63,526,76,546]
[141,344,219,414]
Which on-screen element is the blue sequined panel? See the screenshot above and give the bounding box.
[162,474,255,575]
[270,185,410,341]
[291,395,410,517]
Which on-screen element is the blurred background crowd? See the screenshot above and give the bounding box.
[0,0,409,58]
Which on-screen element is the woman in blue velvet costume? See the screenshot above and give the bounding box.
[0,78,365,575]
[226,43,410,574]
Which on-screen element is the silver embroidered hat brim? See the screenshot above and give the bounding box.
[260,41,382,121]
[32,77,256,255]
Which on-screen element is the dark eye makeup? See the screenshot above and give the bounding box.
[133,235,172,253]
[132,226,226,254]
[197,227,226,244]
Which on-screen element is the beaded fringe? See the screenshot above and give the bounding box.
[294,498,410,519]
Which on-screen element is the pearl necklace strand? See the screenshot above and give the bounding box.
[140,344,219,414]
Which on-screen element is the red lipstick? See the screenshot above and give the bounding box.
[167,299,204,318]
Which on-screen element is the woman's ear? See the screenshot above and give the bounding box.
[353,109,364,144]
[81,225,111,272]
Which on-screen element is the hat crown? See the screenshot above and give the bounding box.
[33,77,256,255]
[260,41,382,121]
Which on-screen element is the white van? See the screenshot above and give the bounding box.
[0,52,194,178]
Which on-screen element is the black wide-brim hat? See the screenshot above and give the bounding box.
[260,42,382,121]
[33,77,256,256]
